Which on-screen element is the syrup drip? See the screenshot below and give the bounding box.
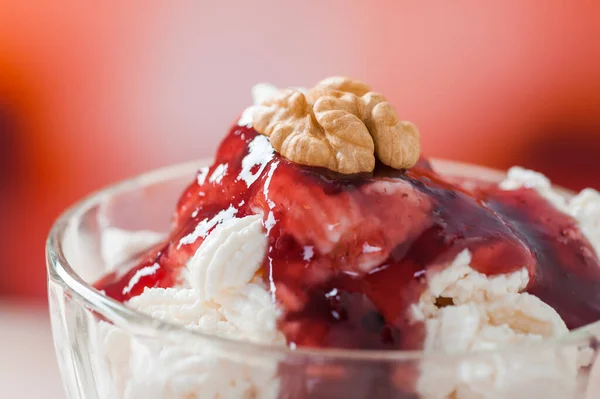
[97,125,600,351]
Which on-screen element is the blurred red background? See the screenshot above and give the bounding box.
[0,1,598,301]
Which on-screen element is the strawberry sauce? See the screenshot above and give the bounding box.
[96,124,600,351]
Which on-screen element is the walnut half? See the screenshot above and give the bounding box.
[252,77,421,174]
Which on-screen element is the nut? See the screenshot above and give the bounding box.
[252,77,421,174]
[252,86,375,174]
[361,92,421,170]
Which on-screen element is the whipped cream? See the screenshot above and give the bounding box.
[569,188,600,258]
[501,167,600,257]
[97,320,280,399]
[414,249,577,399]
[500,167,570,212]
[413,250,568,351]
[130,215,283,345]
[411,167,600,399]
[99,215,283,398]
[96,101,600,399]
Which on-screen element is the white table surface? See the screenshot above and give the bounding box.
[0,302,64,398]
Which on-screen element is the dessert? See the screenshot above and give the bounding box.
[94,77,600,398]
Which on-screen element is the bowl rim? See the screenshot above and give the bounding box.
[46,158,599,362]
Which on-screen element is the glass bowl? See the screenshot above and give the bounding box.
[46,159,600,399]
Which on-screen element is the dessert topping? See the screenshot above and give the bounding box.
[252,77,420,174]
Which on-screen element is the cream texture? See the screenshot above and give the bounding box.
[414,250,577,399]
[96,118,600,398]
[186,215,268,302]
[413,250,568,353]
[501,166,600,257]
[100,215,283,398]
[98,320,280,399]
[414,165,600,399]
